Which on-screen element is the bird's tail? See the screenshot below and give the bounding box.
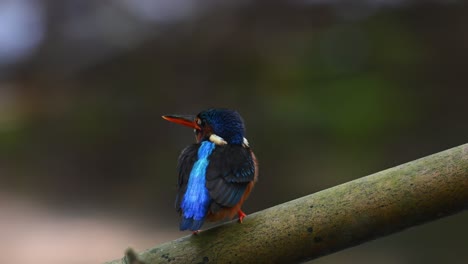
[180,217,205,231]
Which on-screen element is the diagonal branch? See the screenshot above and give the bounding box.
[106,143,468,264]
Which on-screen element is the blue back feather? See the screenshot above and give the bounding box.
[180,141,215,231]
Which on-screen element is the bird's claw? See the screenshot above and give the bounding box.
[238,210,247,223]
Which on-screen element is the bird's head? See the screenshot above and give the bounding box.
[163,108,246,145]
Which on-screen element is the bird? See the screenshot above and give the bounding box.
[162,108,258,233]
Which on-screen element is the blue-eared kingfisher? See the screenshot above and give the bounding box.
[162,108,258,233]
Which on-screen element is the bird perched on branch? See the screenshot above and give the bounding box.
[162,109,258,233]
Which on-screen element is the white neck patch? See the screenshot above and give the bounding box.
[208,134,250,148]
[209,134,227,145]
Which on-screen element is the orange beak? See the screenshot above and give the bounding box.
[162,115,201,130]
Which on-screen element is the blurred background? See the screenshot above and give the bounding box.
[0,0,467,263]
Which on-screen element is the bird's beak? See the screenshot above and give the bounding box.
[162,115,201,130]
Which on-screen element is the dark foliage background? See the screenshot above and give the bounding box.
[0,1,467,263]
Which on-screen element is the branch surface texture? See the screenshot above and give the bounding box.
[106,144,468,264]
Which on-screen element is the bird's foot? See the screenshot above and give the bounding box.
[192,230,201,235]
[238,210,247,223]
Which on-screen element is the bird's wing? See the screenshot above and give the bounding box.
[205,145,256,208]
[175,144,199,212]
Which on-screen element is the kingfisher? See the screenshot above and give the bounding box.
[162,108,258,233]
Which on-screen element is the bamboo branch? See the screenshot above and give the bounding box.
[106,143,468,264]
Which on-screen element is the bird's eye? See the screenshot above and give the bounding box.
[196,118,202,126]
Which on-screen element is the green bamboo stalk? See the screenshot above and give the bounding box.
[106,143,468,264]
